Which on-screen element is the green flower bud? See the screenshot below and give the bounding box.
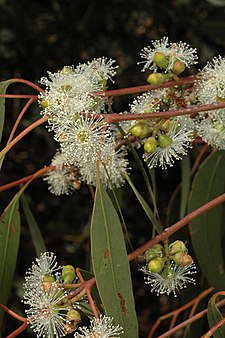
[99,77,107,89]
[144,137,157,153]
[61,66,73,75]
[129,123,151,139]
[145,244,164,262]
[158,132,173,148]
[40,100,48,109]
[153,52,168,69]
[147,73,165,85]
[172,61,186,74]
[62,265,76,284]
[172,252,193,266]
[148,257,165,273]
[169,240,186,255]
[160,119,172,132]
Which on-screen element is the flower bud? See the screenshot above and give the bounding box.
[172,252,193,266]
[172,61,186,74]
[144,137,157,153]
[153,52,168,69]
[145,244,164,262]
[62,265,76,284]
[169,240,186,255]
[129,123,151,139]
[147,73,165,85]
[40,100,48,109]
[158,133,172,148]
[148,257,165,273]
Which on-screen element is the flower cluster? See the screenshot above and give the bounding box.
[74,315,123,338]
[39,58,130,194]
[139,36,198,73]
[140,241,197,297]
[23,252,81,337]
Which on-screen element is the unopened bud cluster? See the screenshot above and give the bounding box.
[145,240,194,274]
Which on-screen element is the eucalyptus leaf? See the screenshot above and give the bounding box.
[91,181,138,337]
[188,151,225,290]
[207,293,225,337]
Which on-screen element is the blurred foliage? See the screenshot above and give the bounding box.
[1,0,225,337]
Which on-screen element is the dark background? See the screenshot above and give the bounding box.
[1,0,225,336]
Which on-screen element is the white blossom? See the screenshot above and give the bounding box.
[74,315,123,337]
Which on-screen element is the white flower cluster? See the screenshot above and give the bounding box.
[74,315,123,338]
[23,252,70,338]
[139,36,198,72]
[40,58,129,194]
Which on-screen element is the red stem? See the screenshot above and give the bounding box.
[6,321,29,338]
[0,94,38,99]
[95,75,198,97]
[8,78,44,93]
[128,191,225,261]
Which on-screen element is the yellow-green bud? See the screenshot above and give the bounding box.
[145,244,164,262]
[61,84,72,92]
[148,257,165,273]
[61,66,73,75]
[158,132,172,148]
[100,77,107,89]
[172,61,186,74]
[153,52,168,69]
[40,100,48,109]
[160,119,172,131]
[147,73,165,85]
[144,137,157,153]
[129,123,151,139]
[216,96,225,102]
[172,252,193,266]
[169,240,186,255]
[62,265,76,284]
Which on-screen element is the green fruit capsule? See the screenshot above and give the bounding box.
[158,133,172,148]
[40,100,48,109]
[144,137,157,153]
[62,265,76,284]
[148,257,165,273]
[145,244,164,262]
[172,252,193,266]
[61,66,73,75]
[129,124,150,139]
[153,52,168,69]
[169,240,186,255]
[172,60,186,74]
[147,73,165,85]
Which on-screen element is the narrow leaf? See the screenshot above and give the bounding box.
[21,193,46,256]
[188,151,225,290]
[207,293,225,337]
[125,173,162,234]
[91,181,138,337]
[0,199,20,326]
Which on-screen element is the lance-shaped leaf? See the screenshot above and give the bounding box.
[0,79,15,144]
[0,199,21,327]
[207,293,225,337]
[188,150,225,290]
[91,181,138,337]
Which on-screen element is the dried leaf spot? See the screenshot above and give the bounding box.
[118,292,128,314]
[11,222,16,233]
[104,248,110,258]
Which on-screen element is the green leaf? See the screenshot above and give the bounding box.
[207,293,225,337]
[0,79,15,144]
[188,150,225,290]
[91,181,138,337]
[21,193,46,256]
[180,153,191,219]
[0,199,20,326]
[125,173,162,234]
